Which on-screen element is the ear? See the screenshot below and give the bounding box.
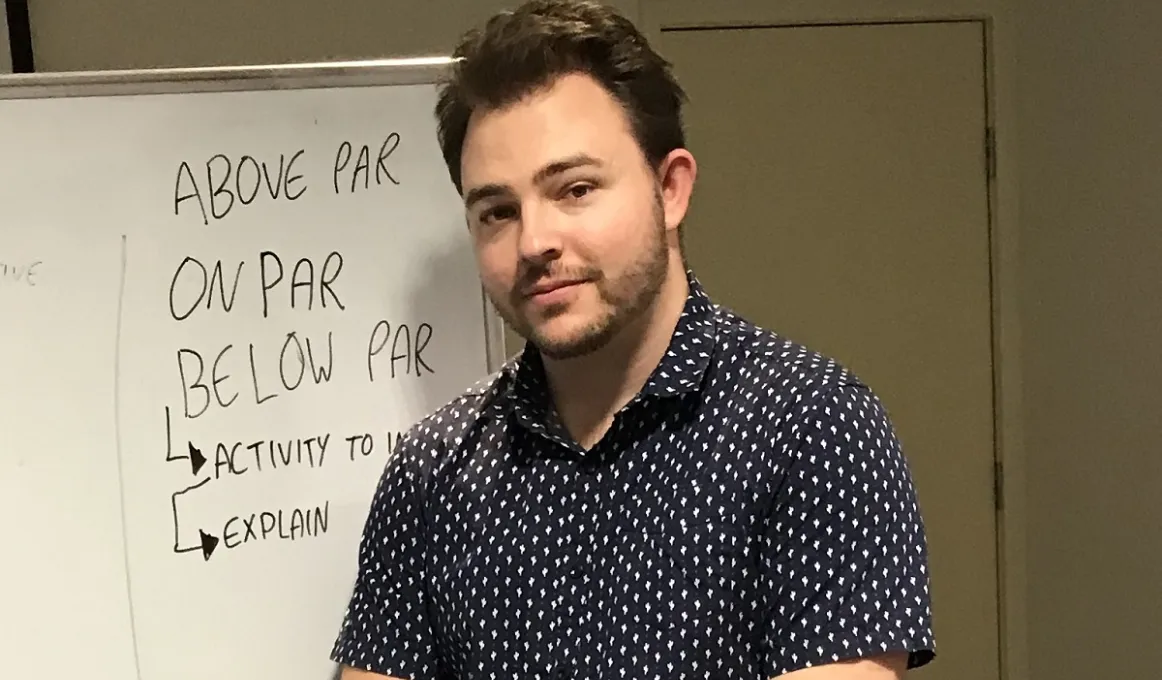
[656,148,697,234]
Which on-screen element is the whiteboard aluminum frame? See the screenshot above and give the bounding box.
[0,56,455,98]
[0,5,11,74]
[0,57,510,375]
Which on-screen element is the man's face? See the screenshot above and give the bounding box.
[459,73,674,360]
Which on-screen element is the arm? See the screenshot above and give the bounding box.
[329,431,438,679]
[759,383,936,678]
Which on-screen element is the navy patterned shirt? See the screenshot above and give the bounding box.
[331,271,936,679]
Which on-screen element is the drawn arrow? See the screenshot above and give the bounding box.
[196,530,220,561]
[163,406,208,476]
[187,443,207,476]
[172,477,219,561]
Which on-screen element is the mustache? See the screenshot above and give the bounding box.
[512,263,601,296]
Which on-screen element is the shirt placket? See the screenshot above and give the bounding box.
[546,458,593,679]
[549,409,645,679]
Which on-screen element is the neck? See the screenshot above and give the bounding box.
[541,262,689,449]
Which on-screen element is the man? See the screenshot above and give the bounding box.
[331,1,937,678]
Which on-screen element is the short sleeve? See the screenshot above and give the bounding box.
[760,383,937,676]
[331,433,437,679]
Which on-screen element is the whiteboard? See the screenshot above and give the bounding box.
[0,60,505,680]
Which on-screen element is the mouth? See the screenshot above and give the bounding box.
[520,278,588,303]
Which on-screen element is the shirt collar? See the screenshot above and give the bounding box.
[639,270,718,397]
[502,269,718,434]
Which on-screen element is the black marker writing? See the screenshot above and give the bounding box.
[0,260,42,287]
[212,433,330,478]
[174,150,307,225]
[345,433,373,460]
[163,404,209,475]
[252,330,335,403]
[259,251,345,318]
[168,250,345,322]
[178,330,333,419]
[169,256,244,321]
[177,346,238,419]
[171,477,219,561]
[384,431,404,457]
[367,320,434,381]
[221,501,330,550]
[346,431,405,461]
[333,133,401,194]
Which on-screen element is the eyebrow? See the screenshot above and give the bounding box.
[463,153,604,210]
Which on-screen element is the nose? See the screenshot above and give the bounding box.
[516,199,563,267]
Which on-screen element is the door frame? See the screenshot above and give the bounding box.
[631,2,1028,680]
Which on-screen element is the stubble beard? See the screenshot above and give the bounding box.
[498,192,670,361]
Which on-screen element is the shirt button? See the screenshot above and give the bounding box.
[568,566,585,580]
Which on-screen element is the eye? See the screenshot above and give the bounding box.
[479,203,519,225]
[563,181,597,201]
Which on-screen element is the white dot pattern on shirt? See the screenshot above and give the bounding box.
[331,272,936,679]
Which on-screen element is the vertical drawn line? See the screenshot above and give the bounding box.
[113,234,143,680]
[171,477,212,553]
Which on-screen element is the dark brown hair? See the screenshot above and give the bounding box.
[434,0,687,194]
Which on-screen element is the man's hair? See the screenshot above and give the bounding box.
[434,0,688,194]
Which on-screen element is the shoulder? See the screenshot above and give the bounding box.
[391,359,515,472]
[708,307,919,501]
[709,304,870,420]
[705,304,915,485]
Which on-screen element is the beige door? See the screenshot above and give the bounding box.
[659,21,997,680]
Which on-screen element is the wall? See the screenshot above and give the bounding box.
[1016,2,1162,678]
[25,0,638,71]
